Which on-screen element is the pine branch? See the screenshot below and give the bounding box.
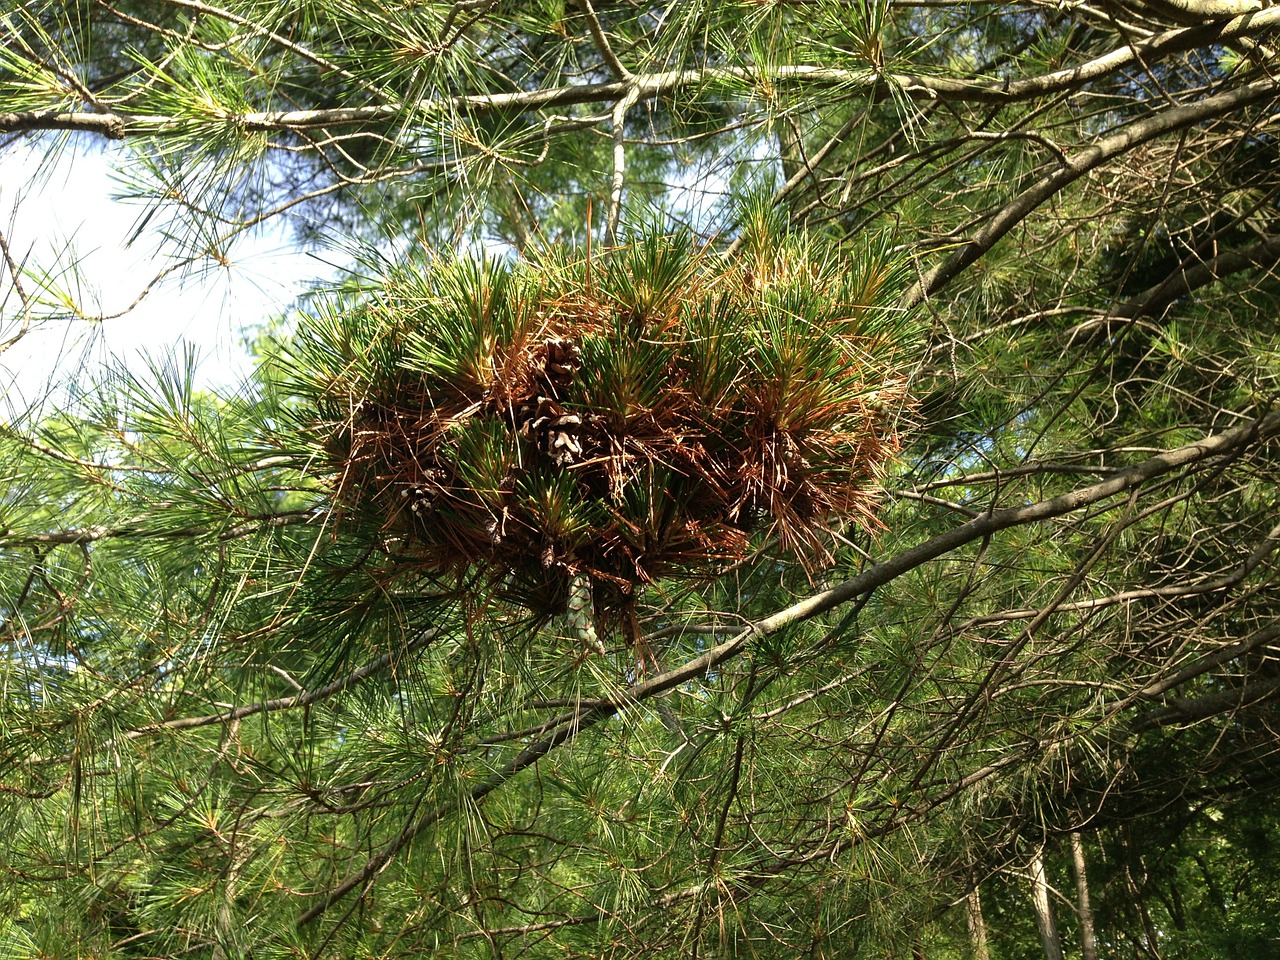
[0,110,125,139]
[1119,233,1280,319]
[0,510,320,547]
[123,628,439,739]
[7,5,1279,142]
[296,411,1280,927]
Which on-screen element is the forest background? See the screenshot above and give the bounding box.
[2,1,1279,958]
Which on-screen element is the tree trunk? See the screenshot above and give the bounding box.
[1030,844,1065,960]
[1070,832,1098,960]
[775,110,804,186]
[966,882,991,960]
[1126,860,1164,959]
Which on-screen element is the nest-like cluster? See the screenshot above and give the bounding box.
[294,231,915,622]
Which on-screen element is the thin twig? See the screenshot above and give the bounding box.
[125,629,438,739]
[0,225,33,355]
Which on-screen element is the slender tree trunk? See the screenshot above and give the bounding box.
[1030,844,1065,960]
[775,106,804,186]
[1070,832,1098,960]
[966,882,991,960]
[1126,861,1164,959]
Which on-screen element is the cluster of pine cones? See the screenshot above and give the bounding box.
[514,337,590,467]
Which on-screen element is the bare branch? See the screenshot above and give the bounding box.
[0,226,33,355]
[578,0,631,80]
[1119,233,1280,319]
[607,86,640,245]
[1133,673,1280,732]
[0,510,320,548]
[904,75,1280,304]
[0,110,125,139]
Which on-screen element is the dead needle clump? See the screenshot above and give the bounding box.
[286,228,918,638]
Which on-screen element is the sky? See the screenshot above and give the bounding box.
[0,132,740,424]
[0,138,326,416]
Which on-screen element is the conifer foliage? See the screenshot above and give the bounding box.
[285,227,915,638]
[6,0,1280,954]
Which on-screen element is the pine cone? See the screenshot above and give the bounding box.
[541,337,581,391]
[517,397,587,465]
[544,414,584,465]
[400,465,449,513]
[565,571,604,654]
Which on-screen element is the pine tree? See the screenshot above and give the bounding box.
[3,2,1280,956]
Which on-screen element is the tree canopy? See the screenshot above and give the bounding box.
[2,1,1279,957]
